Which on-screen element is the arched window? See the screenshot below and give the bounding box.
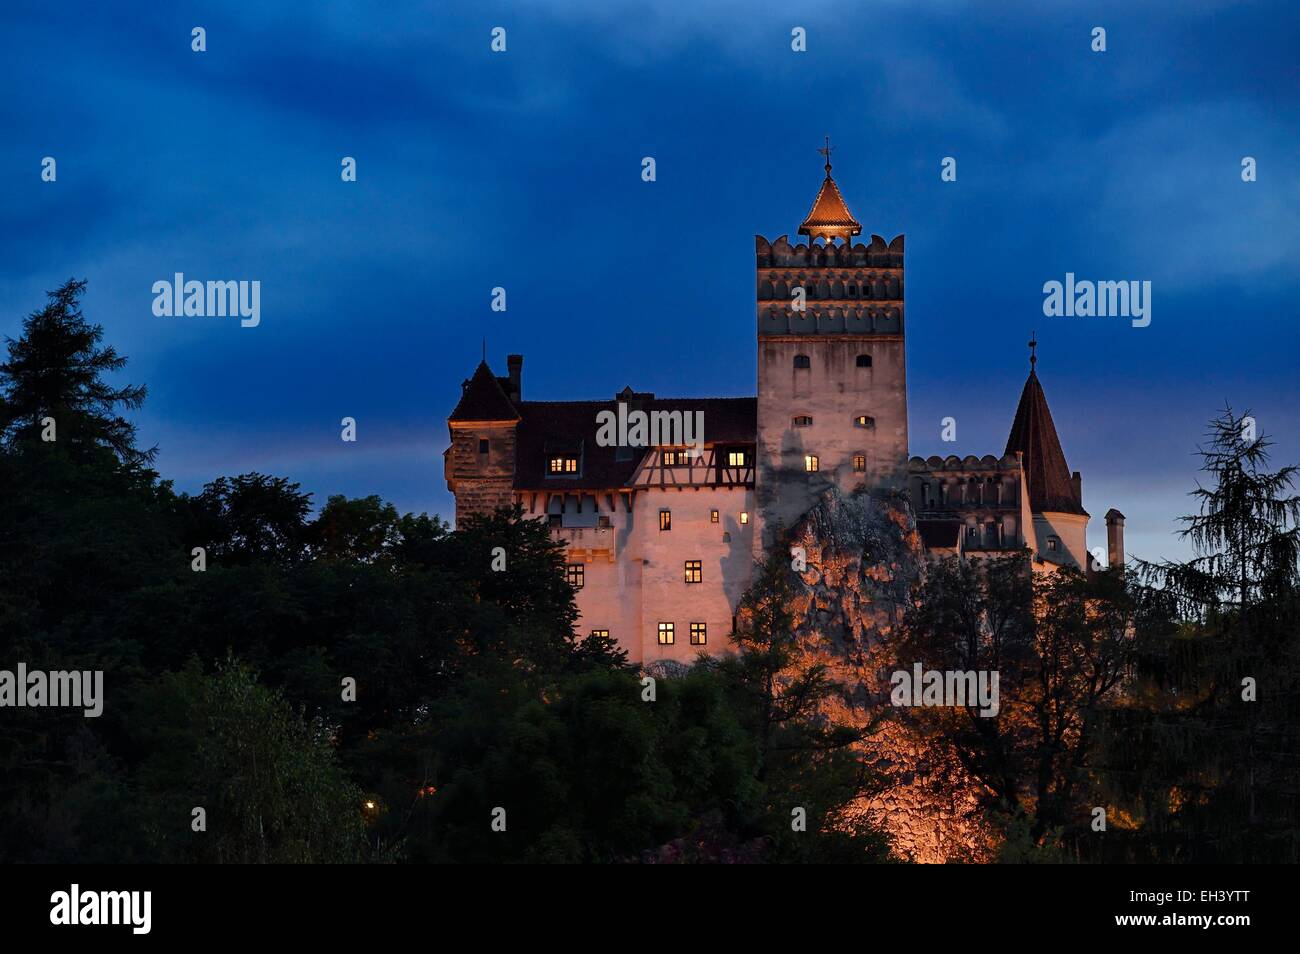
[856,354,872,368]
[794,354,811,369]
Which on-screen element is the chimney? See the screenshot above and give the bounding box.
[1105,509,1126,571]
[506,354,523,403]
[1071,470,1083,504]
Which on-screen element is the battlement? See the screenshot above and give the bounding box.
[756,233,904,268]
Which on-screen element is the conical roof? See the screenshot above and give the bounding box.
[1004,369,1086,515]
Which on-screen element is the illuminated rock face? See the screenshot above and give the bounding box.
[782,487,995,862]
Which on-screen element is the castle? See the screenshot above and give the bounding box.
[444,149,1126,664]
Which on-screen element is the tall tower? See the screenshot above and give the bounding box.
[754,141,909,547]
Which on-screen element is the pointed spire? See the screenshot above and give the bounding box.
[1004,351,1086,515]
[799,137,861,245]
[449,360,521,422]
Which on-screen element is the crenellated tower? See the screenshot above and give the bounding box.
[754,141,909,547]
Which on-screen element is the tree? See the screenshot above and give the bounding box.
[898,554,1134,846]
[722,549,893,862]
[0,278,153,465]
[133,658,366,863]
[1108,407,1300,861]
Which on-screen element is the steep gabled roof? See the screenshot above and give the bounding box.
[1004,369,1086,515]
[449,361,520,423]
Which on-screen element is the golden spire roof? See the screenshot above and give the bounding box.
[798,137,861,244]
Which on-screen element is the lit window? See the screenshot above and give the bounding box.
[793,354,811,369]
[548,455,579,474]
[478,438,489,454]
[856,354,872,368]
[740,511,749,525]
[854,415,874,428]
[659,510,671,531]
[684,560,702,584]
[662,450,678,466]
[658,622,675,645]
[567,564,585,589]
[727,450,747,467]
[591,629,609,639]
[710,509,719,523]
[690,622,707,646]
[853,455,866,472]
[805,455,819,472]
[1047,537,1060,552]
[792,415,813,427]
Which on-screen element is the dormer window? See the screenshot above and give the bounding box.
[793,354,811,369]
[548,455,579,475]
[727,450,748,467]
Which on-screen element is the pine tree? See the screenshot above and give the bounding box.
[0,278,153,465]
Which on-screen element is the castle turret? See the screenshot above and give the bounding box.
[444,359,520,527]
[1004,339,1089,568]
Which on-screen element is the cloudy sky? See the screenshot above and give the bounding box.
[2,0,1297,563]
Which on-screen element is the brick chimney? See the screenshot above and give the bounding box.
[506,354,523,403]
[1105,508,1126,571]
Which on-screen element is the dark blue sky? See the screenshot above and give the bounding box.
[3,0,1297,563]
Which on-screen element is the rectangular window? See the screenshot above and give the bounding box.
[740,511,749,525]
[727,450,747,467]
[548,455,579,474]
[792,416,813,427]
[657,622,675,645]
[1047,537,1060,552]
[591,629,609,639]
[710,509,719,523]
[478,438,489,454]
[662,450,678,466]
[690,622,707,646]
[804,454,819,472]
[566,564,585,588]
[684,560,702,584]
[853,454,866,472]
[659,509,671,531]
[854,415,874,428]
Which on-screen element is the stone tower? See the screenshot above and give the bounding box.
[443,358,521,526]
[754,143,909,547]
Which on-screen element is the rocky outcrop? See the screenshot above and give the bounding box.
[783,487,995,862]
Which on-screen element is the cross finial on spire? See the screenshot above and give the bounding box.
[818,136,834,175]
[1028,332,1038,369]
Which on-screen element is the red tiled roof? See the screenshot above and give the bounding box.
[799,175,862,236]
[515,397,756,490]
[1004,370,1087,516]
